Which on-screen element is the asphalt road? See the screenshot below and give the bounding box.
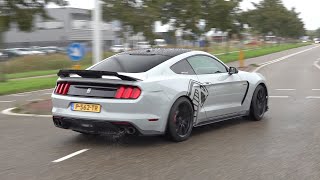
[1,45,320,180]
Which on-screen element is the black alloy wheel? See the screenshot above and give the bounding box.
[166,97,194,142]
[250,85,267,121]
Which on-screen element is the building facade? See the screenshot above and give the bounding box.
[3,8,119,49]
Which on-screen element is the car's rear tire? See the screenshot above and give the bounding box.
[249,85,267,121]
[166,97,194,142]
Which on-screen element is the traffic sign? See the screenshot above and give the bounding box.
[67,43,86,61]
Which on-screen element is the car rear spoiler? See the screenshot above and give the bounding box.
[57,70,140,81]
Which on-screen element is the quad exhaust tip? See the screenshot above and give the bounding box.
[126,127,136,134]
[119,127,136,135]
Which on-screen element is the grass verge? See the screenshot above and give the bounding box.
[4,52,114,75]
[216,43,310,63]
[0,77,57,95]
[7,69,60,79]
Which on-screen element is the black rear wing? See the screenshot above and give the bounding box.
[57,70,140,81]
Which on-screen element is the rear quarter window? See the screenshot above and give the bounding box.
[170,60,196,75]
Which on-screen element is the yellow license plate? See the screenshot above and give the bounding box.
[71,103,101,113]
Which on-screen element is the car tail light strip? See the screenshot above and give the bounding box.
[55,82,70,95]
[115,86,141,99]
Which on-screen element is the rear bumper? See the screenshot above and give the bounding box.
[52,90,172,135]
[53,116,163,136]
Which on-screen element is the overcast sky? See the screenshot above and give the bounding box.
[56,0,320,30]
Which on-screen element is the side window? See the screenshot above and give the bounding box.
[187,55,228,75]
[170,60,196,75]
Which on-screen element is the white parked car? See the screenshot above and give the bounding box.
[154,39,167,47]
[110,45,130,53]
[7,49,30,56]
[136,42,151,49]
[314,38,320,44]
[34,47,59,54]
[14,48,45,55]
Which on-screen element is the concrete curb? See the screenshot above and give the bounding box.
[1,107,52,118]
[3,88,54,97]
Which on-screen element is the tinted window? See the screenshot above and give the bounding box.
[170,60,196,75]
[90,54,170,73]
[187,55,227,75]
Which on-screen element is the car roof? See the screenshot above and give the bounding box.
[119,48,192,57]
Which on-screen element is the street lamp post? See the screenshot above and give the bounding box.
[93,0,102,65]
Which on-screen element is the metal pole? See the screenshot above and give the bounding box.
[93,0,102,65]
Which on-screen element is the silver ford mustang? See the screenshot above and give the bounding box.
[52,48,268,142]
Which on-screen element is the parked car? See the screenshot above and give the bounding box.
[314,38,320,44]
[13,48,45,55]
[0,51,8,60]
[52,48,269,142]
[136,41,151,49]
[154,39,167,47]
[32,46,59,54]
[110,45,130,53]
[4,49,29,56]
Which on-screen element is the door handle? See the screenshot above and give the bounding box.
[204,82,212,85]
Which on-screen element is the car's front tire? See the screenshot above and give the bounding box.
[166,97,194,142]
[249,85,267,121]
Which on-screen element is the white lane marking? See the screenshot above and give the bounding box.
[7,88,54,97]
[253,45,320,72]
[275,89,296,91]
[52,149,89,163]
[26,99,44,102]
[269,96,290,98]
[11,94,27,97]
[1,107,52,118]
[0,101,15,103]
[314,60,320,70]
[306,96,320,99]
[312,89,320,91]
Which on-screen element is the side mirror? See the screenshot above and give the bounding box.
[228,67,238,75]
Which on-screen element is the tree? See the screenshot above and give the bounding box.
[102,0,165,42]
[1,0,68,32]
[102,0,242,42]
[240,0,305,38]
[204,0,242,32]
[315,28,320,38]
[161,0,242,40]
[160,0,203,40]
[0,0,68,82]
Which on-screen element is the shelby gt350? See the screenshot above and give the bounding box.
[52,48,268,142]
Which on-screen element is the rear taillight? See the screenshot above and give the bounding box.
[55,82,70,95]
[115,86,141,99]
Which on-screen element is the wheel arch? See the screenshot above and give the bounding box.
[164,95,195,133]
[179,95,195,111]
